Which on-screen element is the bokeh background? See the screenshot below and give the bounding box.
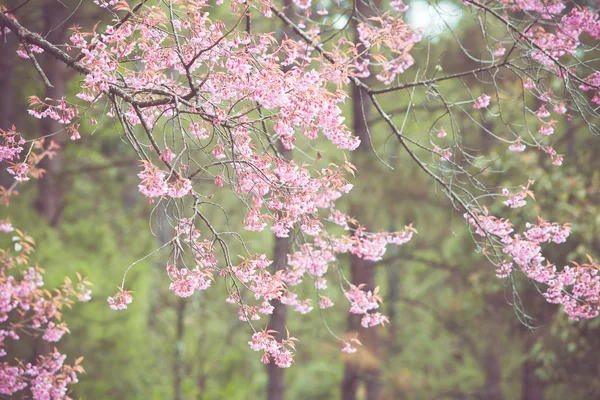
[2,0,600,399]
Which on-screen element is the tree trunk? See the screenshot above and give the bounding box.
[0,19,16,189]
[518,277,553,400]
[174,297,187,400]
[483,293,504,400]
[484,349,503,400]
[566,114,575,155]
[30,0,73,374]
[341,362,360,400]
[196,372,206,400]
[342,255,381,400]
[521,335,545,400]
[0,30,14,131]
[341,3,381,395]
[267,146,291,400]
[386,260,400,355]
[267,235,289,400]
[34,0,71,225]
[267,0,294,397]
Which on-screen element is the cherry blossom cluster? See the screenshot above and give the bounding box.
[508,137,526,153]
[465,0,600,155]
[473,94,491,110]
[230,255,285,306]
[341,337,362,354]
[137,161,192,200]
[157,215,412,364]
[237,158,357,238]
[524,7,600,69]
[465,204,600,320]
[15,42,44,59]
[502,188,527,209]
[504,83,568,159]
[354,14,422,84]
[0,227,90,398]
[273,225,414,323]
[176,219,218,269]
[260,226,411,320]
[0,128,60,185]
[280,292,314,315]
[543,145,564,166]
[107,288,133,310]
[166,264,212,298]
[169,219,288,324]
[248,329,297,368]
[502,181,534,209]
[344,284,388,328]
[580,72,600,105]
[310,224,415,262]
[27,96,78,125]
[1,350,85,399]
[66,9,362,153]
[93,0,118,8]
[284,244,335,288]
[0,127,25,163]
[0,220,13,233]
[433,145,452,162]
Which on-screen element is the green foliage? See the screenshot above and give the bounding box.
[4,2,600,399]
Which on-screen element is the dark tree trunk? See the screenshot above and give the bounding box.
[341,3,381,395]
[34,0,72,225]
[386,262,400,355]
[0,32,14,131]
[341,362,360,400]
[518,276,554,400]
[267,235,289,400]
[521,335,545,400]
[0,19,16,189]
[482,292,505,400]
[484,349,503,400]
[267,0,294,397]
[196,372,206,400]
[342,258,382,399]
[566,114,575,155]
[267,146,291,400]
[29,1,74,388]
[174,297,187,400]
[341,255,381,400]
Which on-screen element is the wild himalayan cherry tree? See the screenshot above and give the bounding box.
[1,0,599,378]
[0,132,91,398]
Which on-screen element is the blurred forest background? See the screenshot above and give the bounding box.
[2,0,600,399]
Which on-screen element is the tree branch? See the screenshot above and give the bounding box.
[369,62,509,95]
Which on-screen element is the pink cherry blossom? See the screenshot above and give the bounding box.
[473,94,491,109]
